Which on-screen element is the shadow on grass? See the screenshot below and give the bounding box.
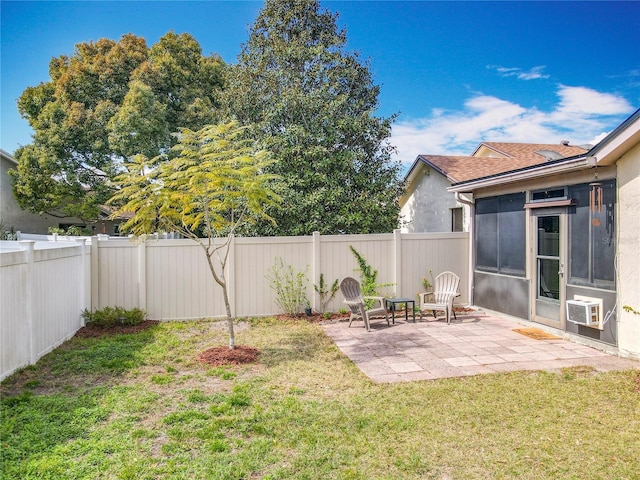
[0,324,162,478]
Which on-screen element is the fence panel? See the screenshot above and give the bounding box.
[0,250,29,380]
[318,234,394,313]
[400,233,470,305]
[1,241,88,381]
[235,236,313,317]
[145,240,221,320]
[93,240,139,310]
[32,245,86,361]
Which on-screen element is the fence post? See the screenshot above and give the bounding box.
[393,229,402,297]
[312,231,321,311]
[138,240,147,312]
[76,239,88,325]
[90,236,99,310]
[18,241,36,364]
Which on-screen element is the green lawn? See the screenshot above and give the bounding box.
[2,317,639,479]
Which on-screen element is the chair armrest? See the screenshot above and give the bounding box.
[363,296,386,308]
[344,299,362,307]
[418,292,434,303]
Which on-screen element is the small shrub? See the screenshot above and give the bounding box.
[82,306,146,328]
[349,246,394,307]
[422,271,433,291]
[314,273,339,314]
[0,220,18,240]
[266,257,309,316]
[48,225,91,236]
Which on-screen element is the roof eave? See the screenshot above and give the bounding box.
[588,108,640,165]
[448,156,595,193]
[1,149,18,165]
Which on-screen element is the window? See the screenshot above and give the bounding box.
[475,193,526,276]
[568,180,615,289]
[451,208,463,232]
[531,187,567,202]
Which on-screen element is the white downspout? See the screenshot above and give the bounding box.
[455,192,475,306]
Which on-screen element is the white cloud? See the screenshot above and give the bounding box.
[390,85,634,168]
[487,65,550,80]
[555,85,632,116]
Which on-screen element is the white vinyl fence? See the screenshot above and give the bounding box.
[1,231,468,380]
[91,231,469,320]
[1,240,90,381]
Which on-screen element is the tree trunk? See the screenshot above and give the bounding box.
[220,283,235,350]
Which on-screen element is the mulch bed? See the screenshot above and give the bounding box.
[197,345,260,366]
[74,320,160,338]
[277,312,351,323]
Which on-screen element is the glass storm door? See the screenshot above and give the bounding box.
[532,211,565,327]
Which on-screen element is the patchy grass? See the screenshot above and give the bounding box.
[2,317,639,479]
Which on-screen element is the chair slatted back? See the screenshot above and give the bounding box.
[433,271,460,304]
[340,277,364,315]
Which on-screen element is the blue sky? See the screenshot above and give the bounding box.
[2,1,639,169]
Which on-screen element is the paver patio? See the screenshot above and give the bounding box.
[322,311,640,383]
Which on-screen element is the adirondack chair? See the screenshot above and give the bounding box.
[339,277,389,332]
[419,271,460,324]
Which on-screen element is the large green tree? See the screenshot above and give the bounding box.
[225,0,403,235]
[110,121,280,348]
[11,32,225,221]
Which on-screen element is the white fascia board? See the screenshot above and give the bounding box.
[590,115,640,166]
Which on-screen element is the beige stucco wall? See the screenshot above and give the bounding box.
[400,166,469,233]
[617,142,640,359]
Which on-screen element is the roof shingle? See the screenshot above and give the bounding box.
[474,142,588,160]
[414,142,589,184]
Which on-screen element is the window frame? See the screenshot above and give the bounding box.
[475,192,526,277]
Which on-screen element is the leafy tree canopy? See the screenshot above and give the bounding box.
[109,120,280,348]
[224,0,403,235]
[11,31,225,220]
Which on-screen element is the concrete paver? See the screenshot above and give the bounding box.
[322,311,639,383]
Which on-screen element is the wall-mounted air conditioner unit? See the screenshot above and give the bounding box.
[566,296,603,330]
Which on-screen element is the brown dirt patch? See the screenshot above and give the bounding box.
[197,345,260,367]
[74,320,160,338]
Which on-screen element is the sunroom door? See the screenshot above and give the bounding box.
[531,209,566,328]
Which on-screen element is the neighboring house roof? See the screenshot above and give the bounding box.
[404,141,590,187]
[413,154,568,184]
[449,107,640,192]
[472,142,589,160]
[1,149,18,165]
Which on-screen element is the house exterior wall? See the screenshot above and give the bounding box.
[469,166,621,347]
[474,271,530,319]
[400,166,469,233]
[1,154,61,234]
[617,142,640,358]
